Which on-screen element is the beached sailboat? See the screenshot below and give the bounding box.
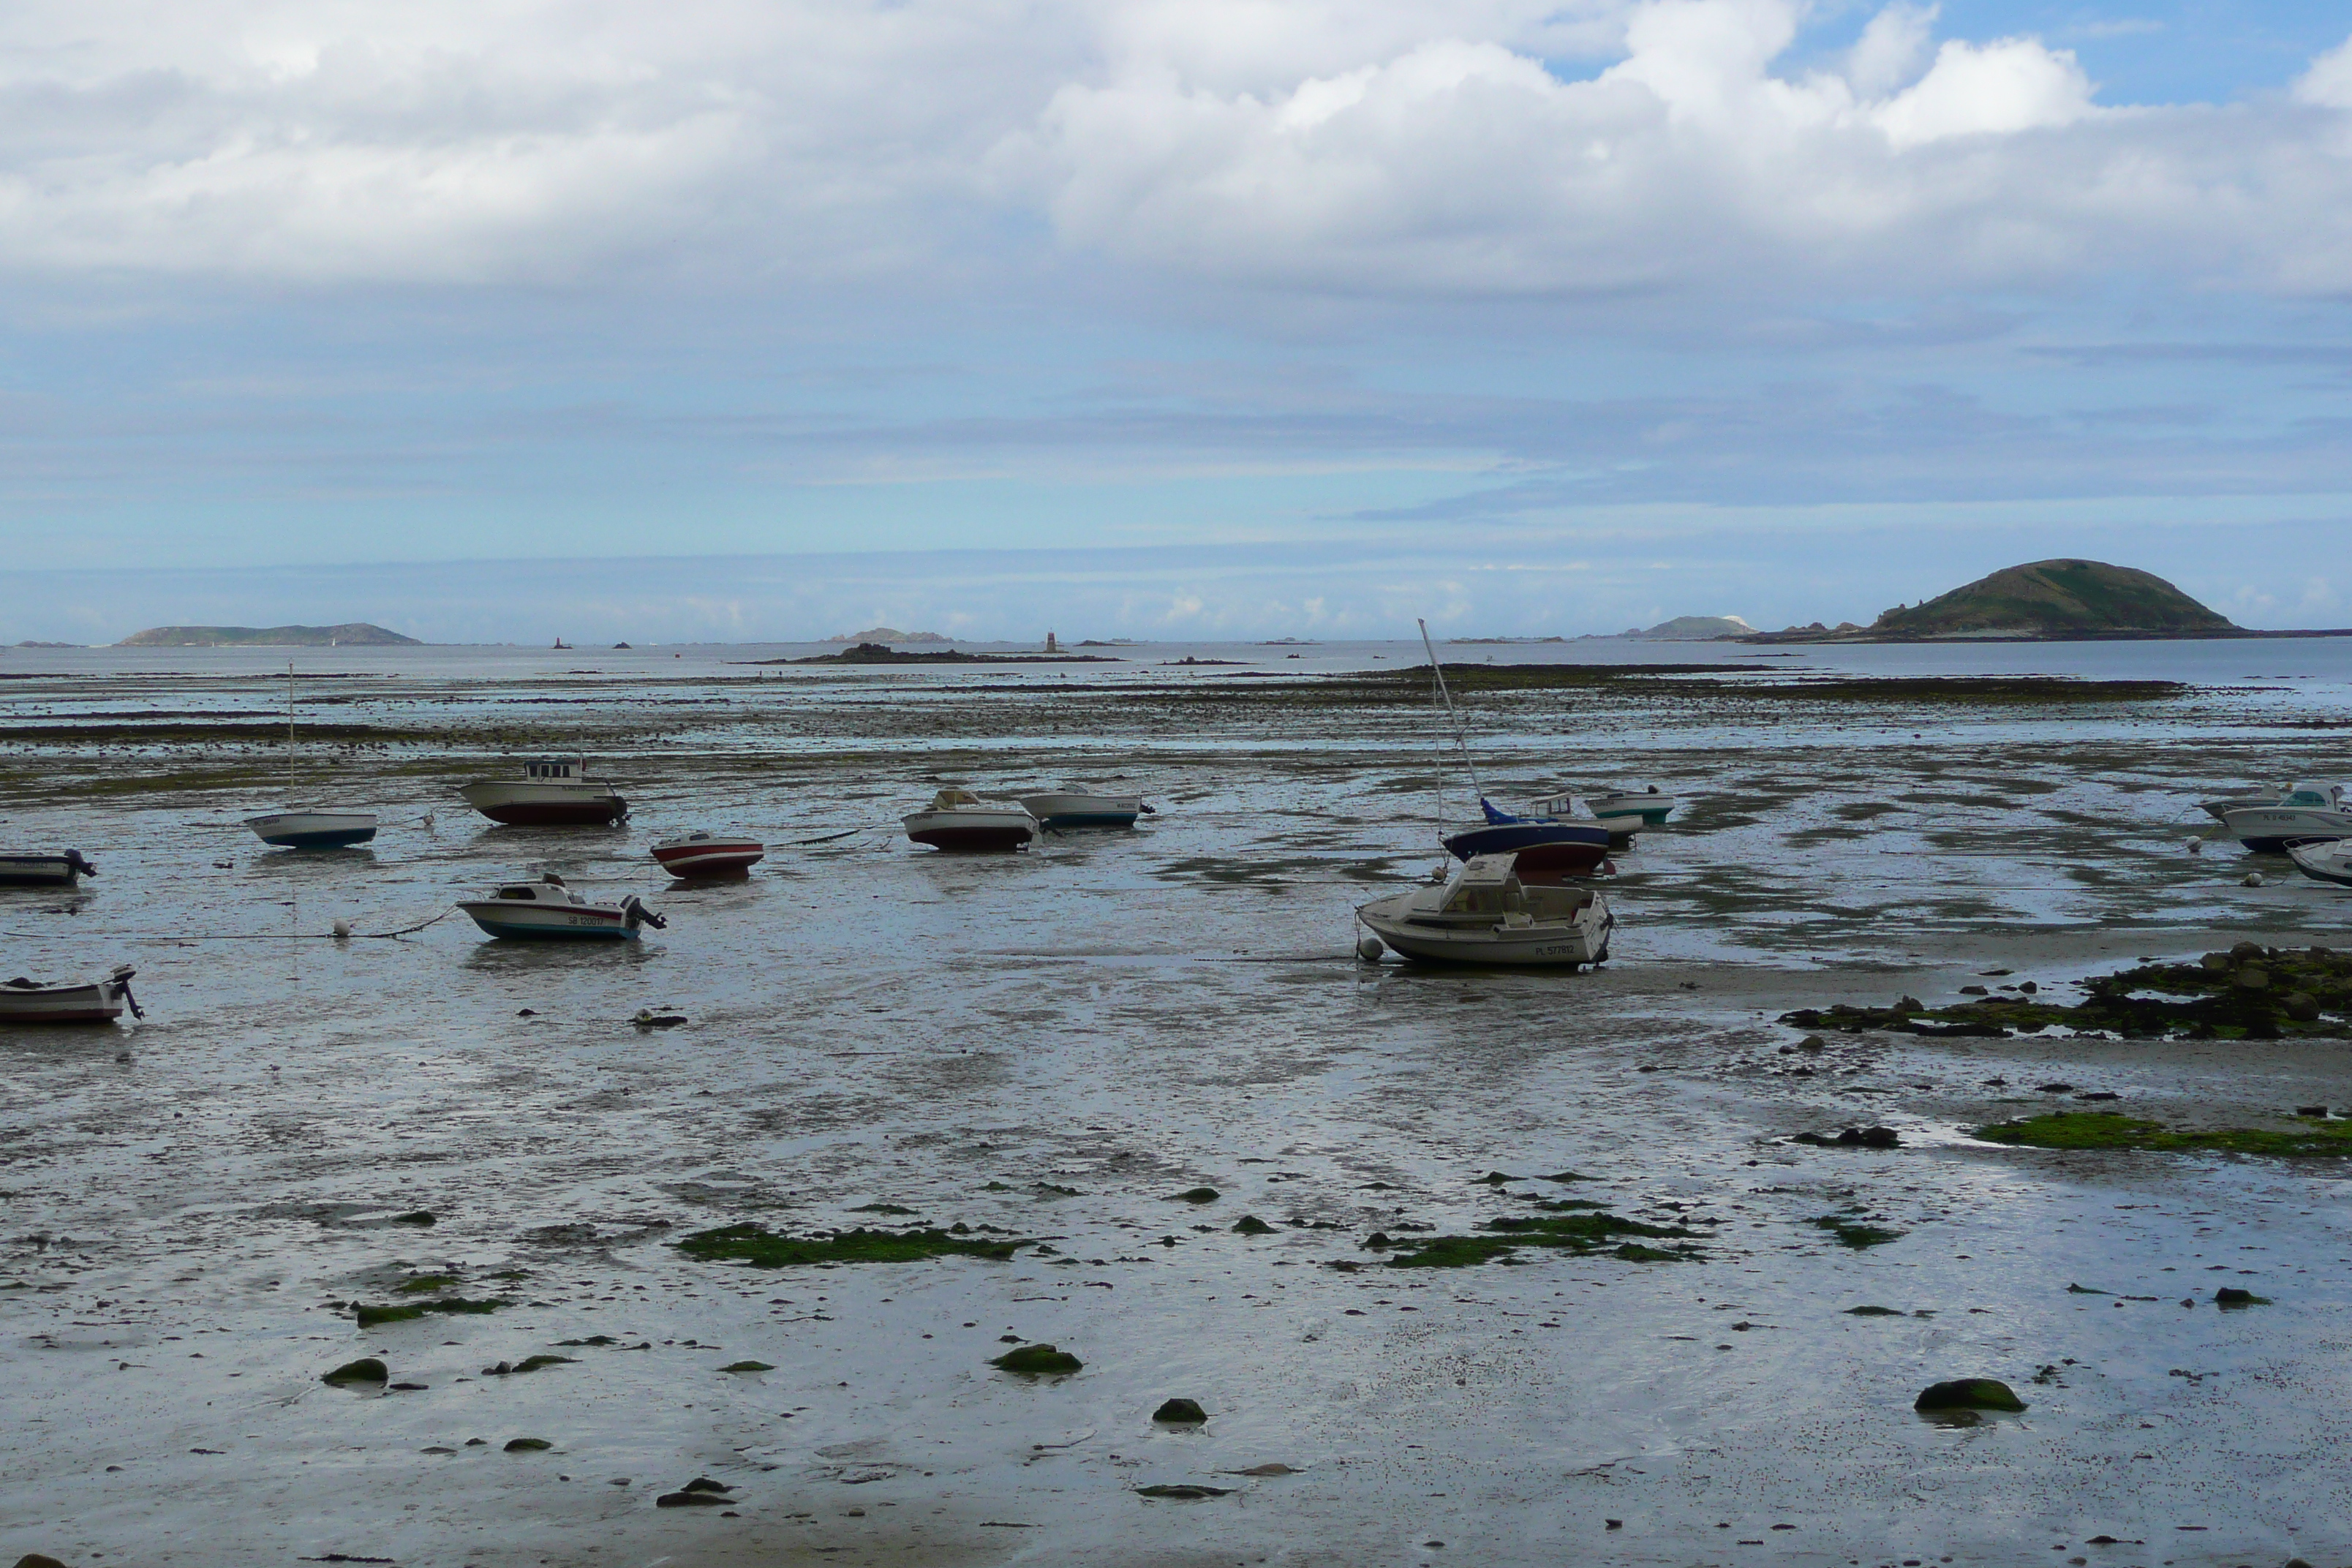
[0,964,142,1024]
[1416,622,1610,875]
[244,663,378,849]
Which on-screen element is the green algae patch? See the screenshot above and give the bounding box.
[1810,1214,1905,1249]
[990,1343,1082,1375]
[1784,944,2352,1041]
[1232,1215,1275,1235]
[1975,1110,2352,1159]
[720,1360,776,1373]
[675,1223,1030,1267]
[1376,1210,1703,1268]
[848,1202,917,1215]
[1913,1379,2025,1413]
[1844,1305,1903,1317]
[1168,1188,1220,1204]
[321,1357,388,1385]
[353,1296,504,1327]
[503,1437,552,1452]
[396,1275,459,1294]
[2215,1287,2271,1308]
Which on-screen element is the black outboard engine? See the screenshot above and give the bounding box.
[619,894,667,931]
[65,848,97,877]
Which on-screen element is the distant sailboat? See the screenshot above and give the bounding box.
[242,662,379,849]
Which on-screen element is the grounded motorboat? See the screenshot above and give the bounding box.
[244,810,379,850]
[1531,792,1643,848]
[2200,785,2288,823]
[459,875,666,941]
[1018,785,1154,829]
[652,832,766,876]
[244,663,379,849]
[0,964,141,1024]
[0,850,97,888]
[1357,854,1613,968]
[903,788,1038,851]
[2288,840,2352,889]
[1444,798,1613,875]
[2220,783,2352,853]
[1586,785,1677,828]
[459,758,628,826]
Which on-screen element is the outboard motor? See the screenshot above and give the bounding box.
[64,848,97,877]
[619,895,667,931]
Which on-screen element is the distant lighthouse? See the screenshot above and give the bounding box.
[1045,629,1058,654]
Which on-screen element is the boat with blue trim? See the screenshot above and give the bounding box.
[1018,785,1153,829]
[459,875,666,940]
[1443,798,1613,875]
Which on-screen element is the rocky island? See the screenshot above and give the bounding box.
[1754,559,2236,642]
[117,622,421,647]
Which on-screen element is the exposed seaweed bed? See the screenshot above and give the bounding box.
[7,641,2352,1567]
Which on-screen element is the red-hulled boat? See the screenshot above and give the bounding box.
[652,832,765,876]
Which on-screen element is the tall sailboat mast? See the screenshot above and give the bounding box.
[1416,618,1484,802]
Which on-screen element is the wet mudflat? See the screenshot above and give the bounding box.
[7,644,2352,1567]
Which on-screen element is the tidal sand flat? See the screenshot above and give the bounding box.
[6,641,2352,1567]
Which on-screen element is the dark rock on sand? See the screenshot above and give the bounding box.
[321,1357,388,1384]
[1135,1483,1232,1499]
[657,1490,728,1507]
[16,1554,71,1568]
[720,1360,775,1372]
[504,1437,553,1452]
[1153,1398,1208,1423]
[1169,1188,1219,1204]
[2215,1287,2271,1308]
[991,1343,1083,1374]
[1913,1379,2026,1412]
[1791,1126,1900,1149]
[1232,1215,1273,1235]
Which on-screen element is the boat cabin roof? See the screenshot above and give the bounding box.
[928,788,984,809]
[494,875,584,904]
[2287,782,2341,805]
[521,758,587,780]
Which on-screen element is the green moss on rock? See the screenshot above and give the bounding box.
[1913,1379,2025,1412]
[1975,1110,2352,1158]
[990,1343,1082,1375]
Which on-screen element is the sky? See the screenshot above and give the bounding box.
[4,0,2352,643]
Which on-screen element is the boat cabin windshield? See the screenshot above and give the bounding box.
[524,759,581,780]
[1442,857,1526,916]
[929,788,983,809]
[496,875,581,903]
[2285,783,2340,807]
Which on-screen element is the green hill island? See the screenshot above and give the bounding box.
[117,623,421,647]
[1757,559,2236,642]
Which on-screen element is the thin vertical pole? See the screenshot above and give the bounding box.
[1417,619,1483,802]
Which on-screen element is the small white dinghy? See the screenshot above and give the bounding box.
[1586,785,1676,827]
[2288,840,2352,889]
[651,832,765,877]
[1357,853,1613,968]
[903,788,1038,851]
[0,964,141,1025]
[1017,785,1154,829]
[459,875,667,941]
[244,663,378,848]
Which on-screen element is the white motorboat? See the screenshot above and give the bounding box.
[1586,785,1676,827]
[1017,785,1153,829]
[1357,853,1614,968]
[2199,785,2288,823]
[459,758,628,826]
[1531,792,1643,847]
[2288,840,2352,889]
[459,875,666,941]
[904,789,1038,851]
[652,831,765,876]
[0,850,97,888]
[0,964,141,1025]
[244,663,379,848]
[2220,783,2352,853]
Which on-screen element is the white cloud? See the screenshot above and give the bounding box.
[0,0,2340,301]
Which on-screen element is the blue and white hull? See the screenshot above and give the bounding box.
[1017,789,1152,830]
[244,810,379,849]
[1443,801,1610,875]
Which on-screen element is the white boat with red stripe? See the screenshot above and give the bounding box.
[652,832,766,877]
[0,964,143,1025]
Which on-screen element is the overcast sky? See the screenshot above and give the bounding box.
[4,0,2352,642]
